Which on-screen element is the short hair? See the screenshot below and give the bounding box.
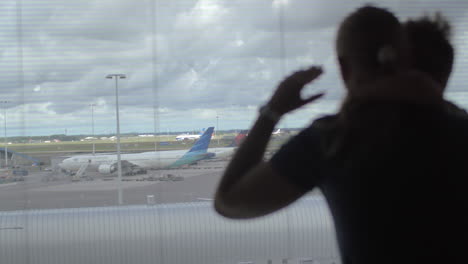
[405,13,453,88]
[336,5,408,74]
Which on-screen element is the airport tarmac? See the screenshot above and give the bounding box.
[0,159,321,212]
[0,160,225,211]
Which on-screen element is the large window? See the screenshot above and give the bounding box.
[0,1,466,263]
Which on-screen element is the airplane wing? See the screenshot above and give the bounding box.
[197,198,213,201]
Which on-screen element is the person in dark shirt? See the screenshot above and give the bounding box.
[214,5,468,264]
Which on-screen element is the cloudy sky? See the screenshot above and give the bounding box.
[0,0,467,136]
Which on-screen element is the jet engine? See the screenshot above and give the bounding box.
[98,164,116,174]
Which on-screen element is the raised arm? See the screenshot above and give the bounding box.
[214,66,324,219]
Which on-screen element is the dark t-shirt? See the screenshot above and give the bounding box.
[270,102,468,264]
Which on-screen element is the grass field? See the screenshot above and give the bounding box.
[3,132,291,157]
[6,134,242,154]
[2,133,291,168]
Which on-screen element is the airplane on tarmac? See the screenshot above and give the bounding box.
[0,197,341,264]
[59,127,215,176]
[175,130,203,141]
[207,130,248,160]
[272,128,283,135]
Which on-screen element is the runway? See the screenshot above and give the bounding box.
[0,156,323,212]
[0,160,225,211]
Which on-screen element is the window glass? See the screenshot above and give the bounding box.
[0,1,467,263]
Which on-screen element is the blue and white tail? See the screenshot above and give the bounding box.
[187,127,214,153]
[168,127,214,168]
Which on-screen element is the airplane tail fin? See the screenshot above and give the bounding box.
[168,127,214,168]
[187,127,214,153]
[227,130,248,147]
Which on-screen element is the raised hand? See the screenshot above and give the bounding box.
[268,66,325,115]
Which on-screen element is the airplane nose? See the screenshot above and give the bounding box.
[58,159,69,169]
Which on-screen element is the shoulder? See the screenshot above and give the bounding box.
[272,115,338,145]
[268,116,338,192]
[270,114,339,167]
[308,114,340,132]
[314,114,339,124]
[444,100,468,119]
[444,110,468,133]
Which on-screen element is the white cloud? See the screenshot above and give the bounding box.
[176,0,229,29]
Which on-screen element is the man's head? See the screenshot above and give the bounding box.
[405,13,453,89]
[336,5,410,92]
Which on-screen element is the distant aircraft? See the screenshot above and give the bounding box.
[0,197,340,264]
[59,127,215,175]
[207,130,248,160]
[272,128,282,135]
[175,129,204,141]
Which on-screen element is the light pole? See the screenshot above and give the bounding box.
[106,74,126,205]
[0,101,9,168]
[89,104,96,155]
[216,112,220,146]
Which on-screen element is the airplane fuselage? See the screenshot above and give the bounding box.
[59,149,200,172]
[175,134,201,141]
[207,147,236,159]
[59,127,215,174]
